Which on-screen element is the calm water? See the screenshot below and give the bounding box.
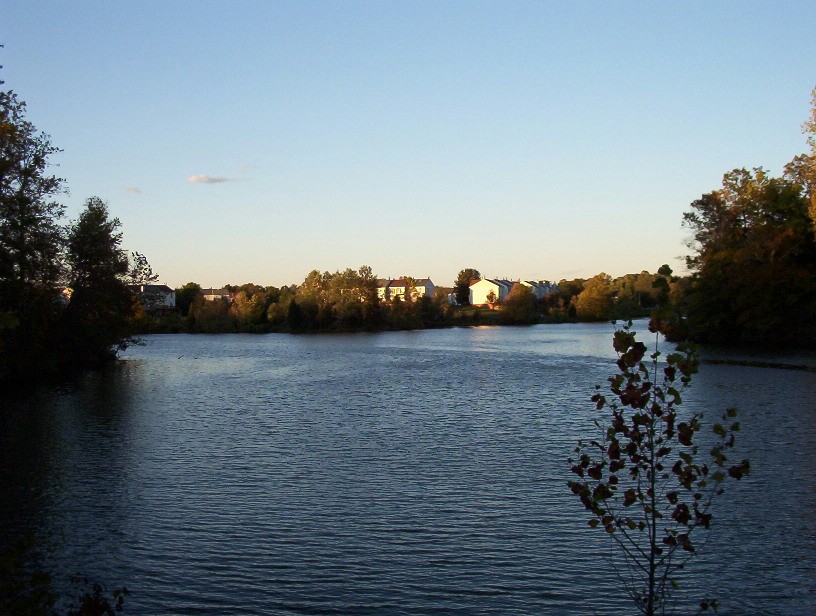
[1,322,815,614]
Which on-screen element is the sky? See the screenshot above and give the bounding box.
[3,1,815,288]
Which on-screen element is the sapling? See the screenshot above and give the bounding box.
[567,320,749,615]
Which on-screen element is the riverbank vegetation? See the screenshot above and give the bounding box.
[131,267,670,335]
[3,63,816,390]
[0,71,158,384]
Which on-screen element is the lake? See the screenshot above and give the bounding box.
[1,321,814,614]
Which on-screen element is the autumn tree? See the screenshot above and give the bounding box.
[801,86,816,227]
[681,167,816,345]
[573,273,613,321]
[568,322,749,615]
[230,289,269,329]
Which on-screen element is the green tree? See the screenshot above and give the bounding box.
[681,167,816,345]
[568,322,749,615]
[485,289,498,308]
[175,282,201,316]
[230,289,269,329]
[0,73,66,380]
[501,283,537,324]
[574,273,613,321]
[787,86,816,230]
[557,278,585,308]
[61,197,133,367]
[454,268,480,305]
[191,296,232,333]
[401,275,419,302]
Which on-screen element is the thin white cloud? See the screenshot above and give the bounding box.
[186,174,236,184]
[126,186,142,195]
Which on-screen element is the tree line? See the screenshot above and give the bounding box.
[140,268,453,334]
[1,72,155,384]
[134,267,674,335]
[4,62,815,389]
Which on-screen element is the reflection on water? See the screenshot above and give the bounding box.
[1,321,814,614]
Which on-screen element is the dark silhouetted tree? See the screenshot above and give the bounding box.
[681,167,816,346]
[0,72,66,380]
[175,282,201,316]
[454,268,480,305]
[568,322,749,615]
[61,197,132,367]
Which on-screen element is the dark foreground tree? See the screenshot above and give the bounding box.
[0,71,66,380]
[681,167,816,346]
[61,197,133,367]
[679,91,816,347]
[568,322,749,615]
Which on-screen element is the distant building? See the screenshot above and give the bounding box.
[520,280,559,300]
[376,278,436,302]
[469,279,513,306]
[201,288,231,302]
[469,278,557,306]
[129,284,176,315]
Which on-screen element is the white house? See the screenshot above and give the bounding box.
[376,278,436,302]
[129,284,176,314]
[469,278,513,306]
[520,280,558,299]
[201,288,231,302]
[469,278,558,306]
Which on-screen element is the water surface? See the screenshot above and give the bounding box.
[2,322,814,614]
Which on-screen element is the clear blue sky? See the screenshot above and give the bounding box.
[4,1,815,288]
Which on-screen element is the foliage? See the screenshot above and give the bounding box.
[126,252,157,286]
[0,536,56,615]
[501,283,536,324]
[568,321,749,615]
[681,166,816,346]
[0,71,151,382]
[174,282,201,316]
[791,87,816,230]
[0,72,66,381]
[573,273,614,321]
[485,289,497,308]
[61,198,133,367]
[454,268,480,305]
[190,296,233,333]
[229,286,272,329]
[0,78,65,295]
